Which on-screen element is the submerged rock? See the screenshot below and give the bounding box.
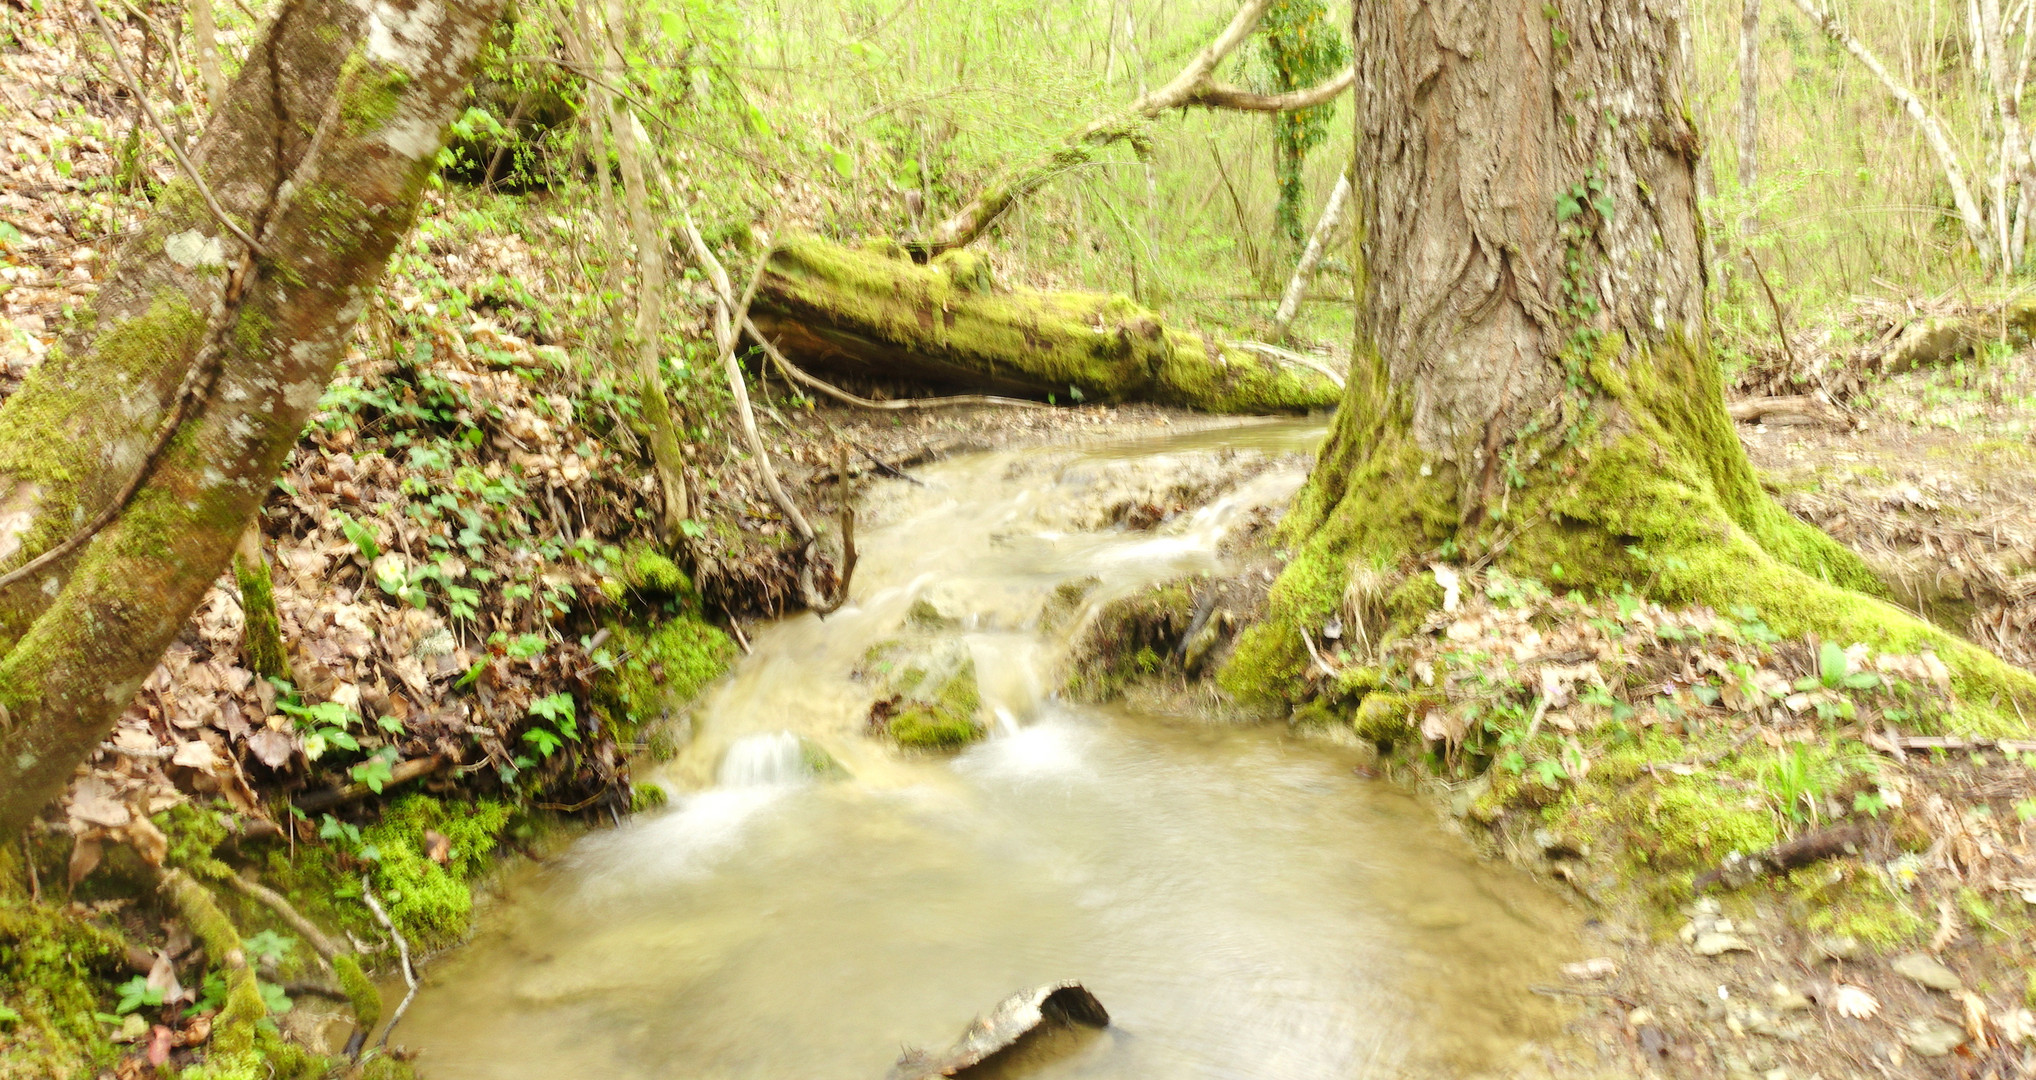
[863,637,985,749]
[888,982,1110,1080]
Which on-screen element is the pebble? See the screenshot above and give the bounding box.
[1804,934,1863,963]
[1901,1017,1968,1057]
[1769,982,1812,1012]
[1890,952,1963,993]
[1693,931,1753,956]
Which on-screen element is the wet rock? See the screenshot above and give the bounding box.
[889,982,1109,1080]
[1890,952,1964,994]
[1901,1017,1969,1057]
[1178,609,1232,674]
[1693,932,1752,956]
[1769,982,1812,1012]
[1533,827,1590,860]
[906,583,974,630]
[863,638,985,750]
[1037,451,1274,532]
[1805,934,1864,964]
[1038,576,1100,634]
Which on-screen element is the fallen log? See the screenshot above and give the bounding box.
[1726,394,1855,427]
[887,982,1111,1080]
[1871,295,2036,374]
[751,234,1341,413]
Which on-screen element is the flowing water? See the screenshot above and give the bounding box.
[400,419,1584,1080]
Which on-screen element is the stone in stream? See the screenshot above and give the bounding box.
[887,982,1110,1080]
[861,637,985,749]
[1889,952,1963,993]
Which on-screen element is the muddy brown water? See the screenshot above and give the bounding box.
[399,419,1584,1080]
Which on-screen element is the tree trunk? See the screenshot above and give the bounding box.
[1737,0,1759,235]
[0,0,504,836]
[189,0,225,102]
[602,1,689,531]
[749,234,1340,412]
[1221,0,2036,725]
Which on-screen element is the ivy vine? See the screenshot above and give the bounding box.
[1258,0,1350,244]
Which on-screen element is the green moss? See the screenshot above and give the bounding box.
[332,953,380,1033]
[612,543,701,612]
[761,233,1336,413]
[362,795,509,951]
[1636,781,1779,871]
[1066,579,1196,701]
[233,547,292,681]
[1351,692,1435,742]
[629,781,668,813]
[0,850,124,1080]
[596,617,736,741]
[1797,869,1928,949]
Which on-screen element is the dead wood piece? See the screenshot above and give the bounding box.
[291,754,447,813]
[887,982,1110,1080]
[1877,733,2036,755]
[752,233,1339,413]
[359,874,417,1050]
[1694,822,1869,892]
[1727,395,1852,427]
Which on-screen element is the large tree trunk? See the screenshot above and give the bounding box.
[750,234,1340,412]
[0,0,503,835]
[1221,0,2036,724]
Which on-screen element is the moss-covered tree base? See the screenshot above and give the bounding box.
[751,233,1340,413]
[1222,336,2036,734]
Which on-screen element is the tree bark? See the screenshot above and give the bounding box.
[749,234,1340,412]
[190,0,225,103]
[0,0,504,836]
[1221,0,2036,724]
[1737,0,1759,235]
[601,0,689,530]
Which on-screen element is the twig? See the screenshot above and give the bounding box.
[860,447,924,485]
[97,740,176,760]
[359,874,417,1049]
[1742,249,1800,374]
[83,1,264,255]
[20,831,38,903]
[226,872,344,963]
[1530,985,1639,1009]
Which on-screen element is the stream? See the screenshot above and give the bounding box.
[399,418,1584,1080]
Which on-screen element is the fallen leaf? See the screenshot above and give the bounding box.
[146,1024,175,1067]
[67,777,130,828]
[246,729,297,769]
[67,834,102,888]
[1430,563,1461,612]
[422,829,451,865]
[171,740,220,771]
[1832,983,1880,1019]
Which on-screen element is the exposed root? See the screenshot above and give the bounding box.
[157,867,266,1070]
[223,872,342,964]
[359,873,417,1052]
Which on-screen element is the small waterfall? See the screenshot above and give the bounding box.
[716,732,809,788]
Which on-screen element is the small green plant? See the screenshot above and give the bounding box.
[241,930,296,967]
[114,976,165,1015]
[349,747,400,793]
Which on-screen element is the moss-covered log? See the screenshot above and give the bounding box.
[1219,0,2036,733]
[749,234,1339,412]
[0,0,506,836]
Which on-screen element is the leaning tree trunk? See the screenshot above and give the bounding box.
[1220,0,2036,723]
[0,0,504,835]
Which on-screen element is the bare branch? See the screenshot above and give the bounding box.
[1181,65,1354,112]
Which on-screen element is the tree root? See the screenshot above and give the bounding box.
[359,873,417,1052]
[224,872,342,964]
[157,867,267,1069]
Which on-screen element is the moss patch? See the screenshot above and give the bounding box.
[596,616,736,742]
[362,795,510,952]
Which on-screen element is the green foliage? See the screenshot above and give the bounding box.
[1256,0,1350,244]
